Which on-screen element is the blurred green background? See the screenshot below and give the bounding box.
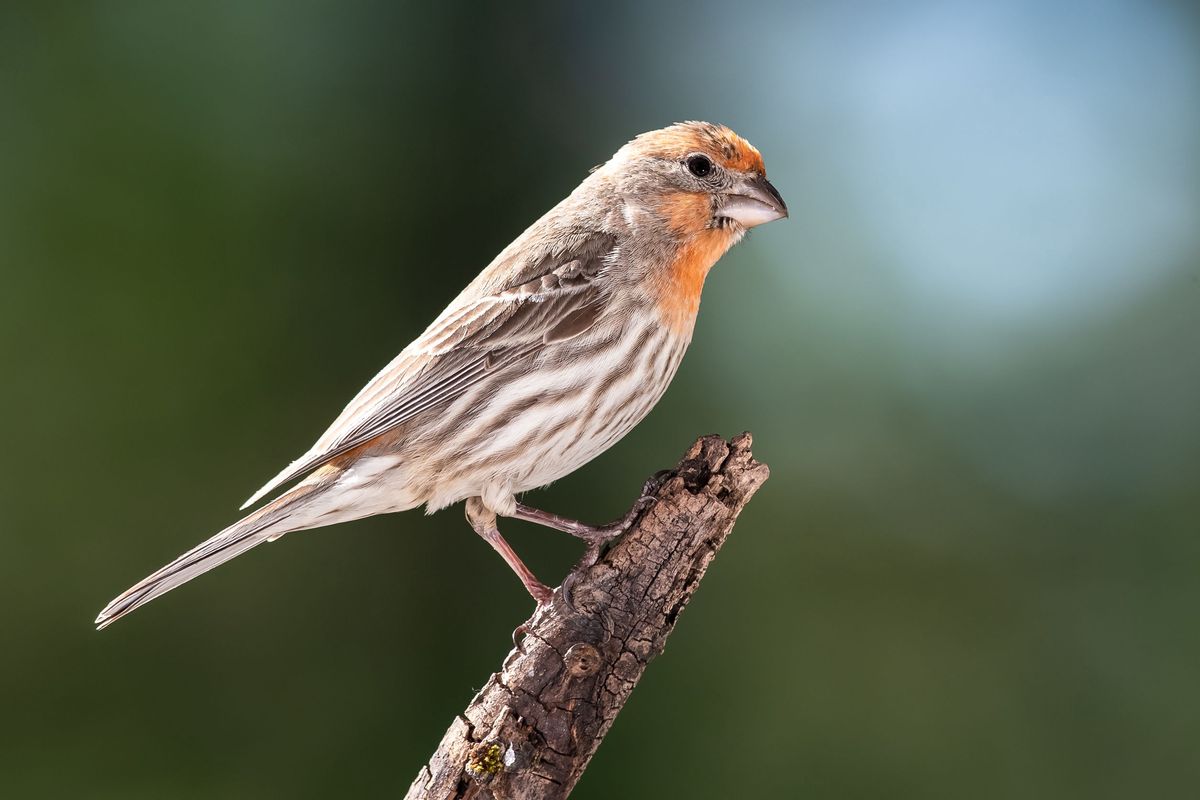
[3,1,1199,797]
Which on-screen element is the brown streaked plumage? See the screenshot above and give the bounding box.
[96,121,787,629]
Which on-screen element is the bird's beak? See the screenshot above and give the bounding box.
[718,174,788,228]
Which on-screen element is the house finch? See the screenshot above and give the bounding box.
[96,121,787,629]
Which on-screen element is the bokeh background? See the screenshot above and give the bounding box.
[4,1,1199,797]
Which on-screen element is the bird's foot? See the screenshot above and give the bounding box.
[571,496,655,568]
[511,584,555,649]
[506,476,664,644]
[527,580,554,605]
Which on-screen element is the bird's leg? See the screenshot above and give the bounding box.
[509,503,633,542]
[508,478,659,566]
[465,497,552,605]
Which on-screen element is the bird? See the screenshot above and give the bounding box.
[95,121,787,629]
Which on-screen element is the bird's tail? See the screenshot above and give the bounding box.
[95,477,332,630]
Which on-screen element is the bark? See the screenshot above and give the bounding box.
[405,433,770,800]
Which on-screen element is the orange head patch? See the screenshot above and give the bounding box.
[628,121,765,175]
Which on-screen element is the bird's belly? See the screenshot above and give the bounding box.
[514,372,670,490]
[415,323,689,510]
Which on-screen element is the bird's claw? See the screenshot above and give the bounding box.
[575,541,605,570]
[511,587,554,650]
[628,492,658,522]
[511,620,531,650]
[573,492,657,568]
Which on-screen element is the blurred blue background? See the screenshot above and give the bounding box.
[3,1,1199,796]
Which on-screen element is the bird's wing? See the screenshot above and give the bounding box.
[241,234,616,509]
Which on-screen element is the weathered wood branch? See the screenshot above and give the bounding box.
[405,433,770,800]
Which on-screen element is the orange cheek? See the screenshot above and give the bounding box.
[656,192,713,234]
[655,227,738,335]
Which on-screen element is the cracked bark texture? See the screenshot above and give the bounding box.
[405,433,769,800]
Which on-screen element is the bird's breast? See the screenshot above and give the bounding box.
[653,226,742,336]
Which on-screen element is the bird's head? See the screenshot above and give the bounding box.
[604,121,788,235]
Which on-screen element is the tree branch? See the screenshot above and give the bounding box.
[405,433,770,800]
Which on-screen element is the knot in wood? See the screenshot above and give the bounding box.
[563,643,602,678]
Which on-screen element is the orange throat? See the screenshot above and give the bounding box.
[655,225,740,336]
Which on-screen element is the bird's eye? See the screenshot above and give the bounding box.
[685,154,713,178]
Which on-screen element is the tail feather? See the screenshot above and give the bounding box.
[240,449,319,511]
[95,482,325,630]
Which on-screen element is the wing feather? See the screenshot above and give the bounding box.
[240,235,614,509]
